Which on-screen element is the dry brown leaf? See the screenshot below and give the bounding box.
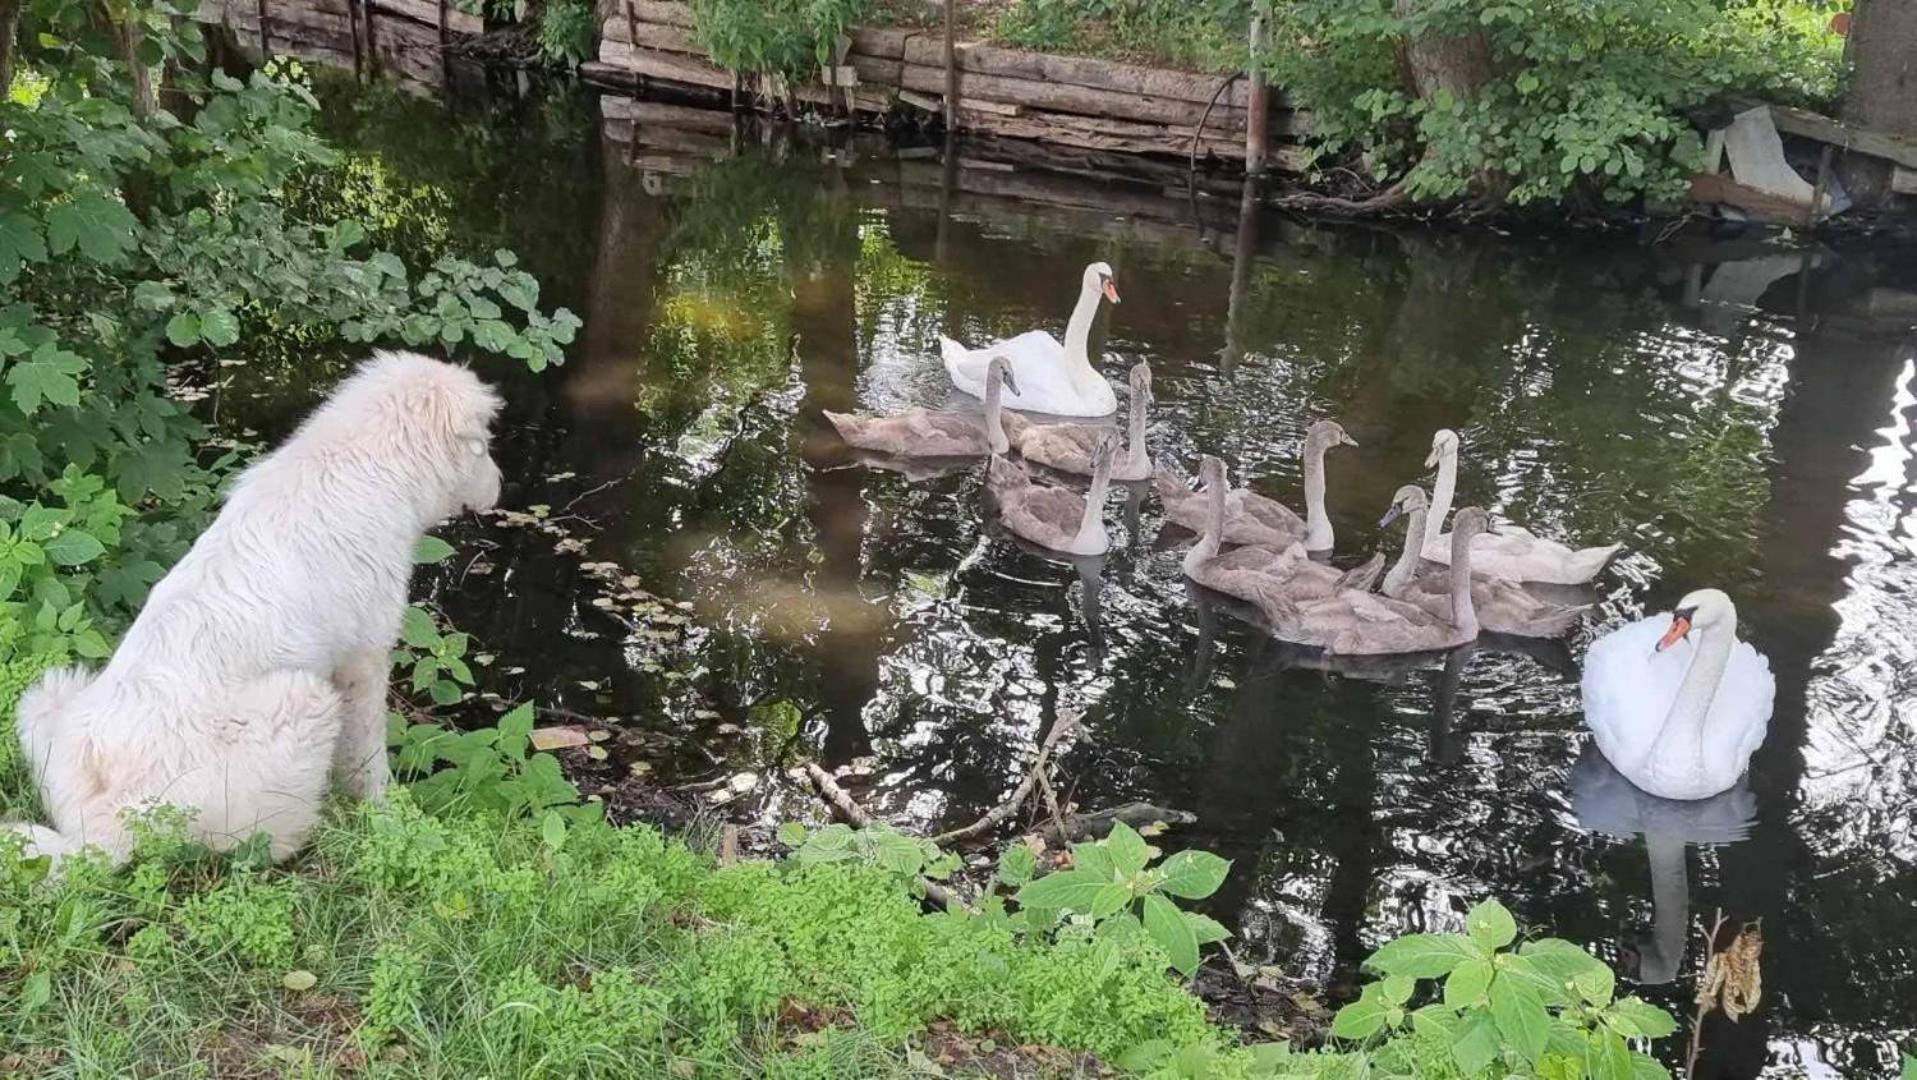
[1697,921,1764,1021]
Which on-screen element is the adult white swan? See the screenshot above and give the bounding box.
[1580,589,1774,800]
[1423,429,1622,585]
[941,262,1120,417]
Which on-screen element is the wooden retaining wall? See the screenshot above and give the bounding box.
[585,1,1312,171]
[196,0,479,91]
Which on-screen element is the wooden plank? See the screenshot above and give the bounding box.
[370,0,477,34]
[599,17,700,52]
[598,40,733,90]
[848,24,912,60]
[1893,165,1917,196]
[1689,172,1818,224]
[899,36,1257,110]
[623,0,692,28]
[891,57,1249,131]
[1763,101,1917,171]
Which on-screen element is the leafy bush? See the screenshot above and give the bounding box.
[1270,0,1846,205]
[690,0,874,80]
[536,0,598,68]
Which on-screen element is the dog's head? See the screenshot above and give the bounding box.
[337,351,505,522]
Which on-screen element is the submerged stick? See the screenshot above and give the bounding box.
[930,711,1079,845]
[1686,908,1731,1079]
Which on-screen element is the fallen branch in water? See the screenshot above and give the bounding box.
[801,761,968,914]
[1037,801,1199,845]
[1685,909,1732,1079]
[930,711,1080,846]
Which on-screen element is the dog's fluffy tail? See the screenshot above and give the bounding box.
[13,665,94,787]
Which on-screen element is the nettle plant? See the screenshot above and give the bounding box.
[389,701,602,840]
[391,603,476,707]
[779,821,963,882]
[1007,820,1231,977]
[1329,898,1679,1079]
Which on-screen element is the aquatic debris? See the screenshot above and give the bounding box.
[1697,922,1763,1021]
[529,726,591,751]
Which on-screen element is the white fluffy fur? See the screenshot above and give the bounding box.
[5,351,503,868]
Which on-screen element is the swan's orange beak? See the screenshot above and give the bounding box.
[1655,614,1692,652]
[1102,279,1120,304]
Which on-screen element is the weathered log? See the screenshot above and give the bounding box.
[599,16,699,52]
[598,39,731,90]
[622,0,691,28]
[1036,801,1198,844]
[848,24,912,61]
[900,36,1259,110]
[371,0,477,32]
[858,53,1257,133]
[958,107,1253,162]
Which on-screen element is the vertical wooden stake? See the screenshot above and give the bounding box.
[255,0,269,56]
[1244,10,1269,175]
[347,0,362,78]
[1806,143,1835,229]
[942,0,957,132]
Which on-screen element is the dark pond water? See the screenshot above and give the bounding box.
[234,69,1917,1076]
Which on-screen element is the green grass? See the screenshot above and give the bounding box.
[0,664,1240,1078]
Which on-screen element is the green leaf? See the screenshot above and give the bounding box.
[1574,961,1616,1007]
[1105,819,1151,877]
[1379,974,1416,1007]
[1450,1009,1500,1074]
[1465,898,1518,949]
[1586,1028,1633,1080]
[1072,841,1117,881]
[1090,882,1132,920]
[282,970,318,992]
[8,342,87,413]
[1490,974,1551,1065]
[1902,1053,1916,1080]
[1632,1056,1673,1080]
[199,308,240,348]
[399,606,439,648]
[132,281,176,310]
[73,629,110,659]
[1605,997,1678,1039]
[1015,869,1108,914]
[413,536,456,564]
[1157,849,1230,899]
[0,213,47,282]
[540,809,567,850]
[1521,938,1604,984]
[369,252,407,279]
[1115,1040,1173,1073]
[1331,995,1388,1041]
[995,844,1036,887]
[430,679,463,706]
[20,968,51,1012]
[1142,893,1200,976]
[775,822,807,847]
[1444,956,1493,1009]
[46,193,137,264]
[43,529,105,567]
[1184,910,1231,945]
[165,311,202,346]
[1365,933,1482,978]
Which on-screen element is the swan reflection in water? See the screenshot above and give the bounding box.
[1569,746,1757,984]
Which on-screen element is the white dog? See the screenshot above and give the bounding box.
[5,351,502,867]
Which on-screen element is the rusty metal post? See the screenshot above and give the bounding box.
[942,0,958,132]
[1245,10,1269,174]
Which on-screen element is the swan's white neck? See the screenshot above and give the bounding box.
[1184,474,1225,577]
[1447,524,1479,634]
[1073,456,1113,552]
[1303,438,1334,551]
[1123,390,1150,474]
[984,372,1008,455]
[1426,445,1457,555]
[1062,280,1104,390]
[1384,504,1427,597]
[1654,611,1737,762]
